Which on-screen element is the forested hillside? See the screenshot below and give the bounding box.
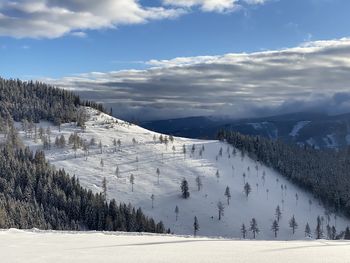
[0,146,165,232]
[0,78,166,234]
[0,78,104,124]
[218,130,350,217]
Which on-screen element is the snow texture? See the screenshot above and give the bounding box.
[1,229,350,263]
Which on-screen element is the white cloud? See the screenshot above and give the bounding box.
[0,0,185,38]
[163,0,268,12]
[0,0,270,38]
[46,38,350,120]
[243,0,268,4]
[163,0,238,12]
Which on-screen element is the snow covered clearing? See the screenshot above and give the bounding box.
[1,229,350,263]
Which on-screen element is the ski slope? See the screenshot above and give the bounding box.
[19,108,350,240]
[1,229,350,263]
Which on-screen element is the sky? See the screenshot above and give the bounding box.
[1,0,350,121]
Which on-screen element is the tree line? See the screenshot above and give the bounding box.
[217,130,350,232]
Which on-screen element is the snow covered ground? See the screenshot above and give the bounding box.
[18,108,350,240]
[1,229,350,263]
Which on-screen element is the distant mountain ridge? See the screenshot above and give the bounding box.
[141,112,350,149]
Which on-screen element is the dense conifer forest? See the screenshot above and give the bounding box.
[218,130,350,217]
[0,146,165,232]
[0,78,104,124]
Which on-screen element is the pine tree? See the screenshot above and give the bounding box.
[241,224,247,239]
[326,224,332,240]
[215,170,220,182]
[102,177,107,201]
[191,144,196,156]
[289,215,298,235]
[249,218,259,239]
[344,226,350,240]
[193,216,199,237]
[181,178,190,199]
[244,182,251,199]
[315,216,323,239]
[275,205,282,222]
[217,201,225,220]
[100,158,104,171]
[271,220,279,238]
[305,223,311,238]
[224,186,231,205]
[175,205,179,221]
[331,226,337,240]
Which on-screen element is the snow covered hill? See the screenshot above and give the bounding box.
[1,229,350,263]
[19,108,350,240]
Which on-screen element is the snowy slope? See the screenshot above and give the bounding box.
[19,108,350,240]
[289,121,311,137]
[1,229,350,263]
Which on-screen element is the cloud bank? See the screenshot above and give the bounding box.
[49,38,350,121]
[0,0,267,38]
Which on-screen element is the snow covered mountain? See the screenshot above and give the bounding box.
[19,108,350,240]
[142,112,350,149]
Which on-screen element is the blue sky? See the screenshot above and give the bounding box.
[1,0,350,120]
[1,0,349,79]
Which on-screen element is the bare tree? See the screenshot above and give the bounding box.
[156,168,160,185]
[193,216,199,237]
[115,166,119,178]
[151,194,155,209]
[217,201,225,220]
[224,186,231,205]
[100,158,104,171]
[175,205,179,221]
[113,138,117,152]
[99,140,103,154]
[130,174,135,192]
[195,175,203,191]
